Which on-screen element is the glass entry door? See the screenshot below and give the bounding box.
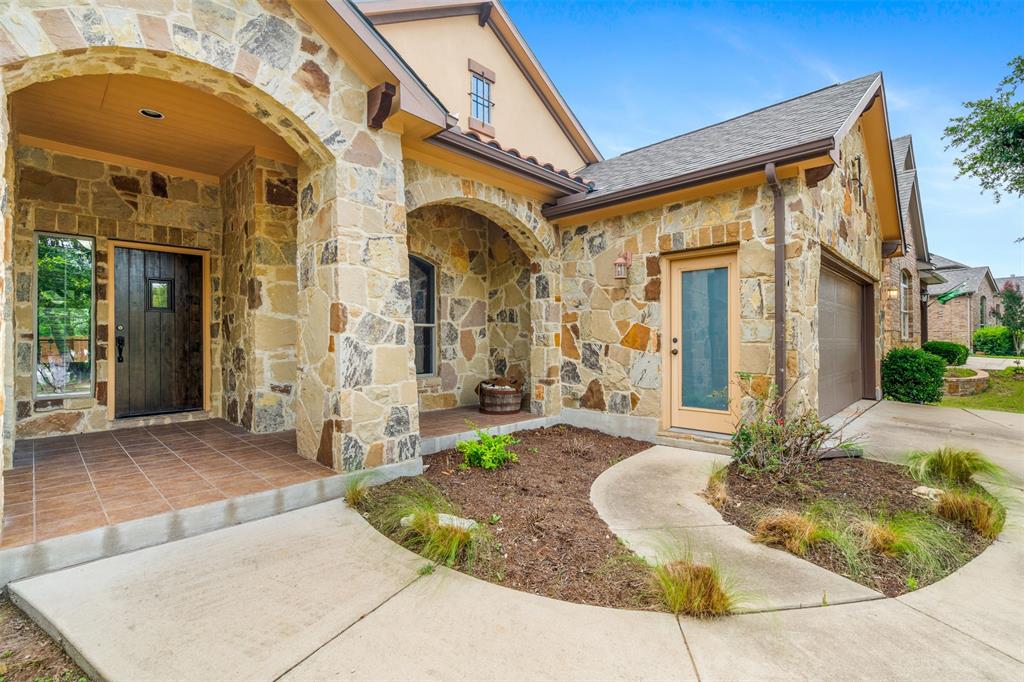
[668,252,739,433]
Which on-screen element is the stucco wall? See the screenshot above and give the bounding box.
[12,145,223,439]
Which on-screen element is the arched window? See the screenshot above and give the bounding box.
[980,296,987,326]
[409,255,436,375]
[899,269,912,341]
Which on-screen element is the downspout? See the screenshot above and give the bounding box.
[765,162,786,416]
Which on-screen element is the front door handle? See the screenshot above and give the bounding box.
[116,336,125,363]
[671,348,679,355]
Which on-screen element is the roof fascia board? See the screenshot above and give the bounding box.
[427,129,589,194]
[909,178,930,258]
[543,137,836,219]
[359,0,602,164]
[320,0,452,129]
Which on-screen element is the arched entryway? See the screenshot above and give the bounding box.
[0,2,418,483]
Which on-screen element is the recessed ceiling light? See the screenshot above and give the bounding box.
[139,108,164,120]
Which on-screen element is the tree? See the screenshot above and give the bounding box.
[943,56,1024,203]
[994,281,1024,354]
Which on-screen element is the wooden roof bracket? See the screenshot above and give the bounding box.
[367,82,398,129]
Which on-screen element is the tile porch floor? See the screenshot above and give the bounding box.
[418,406,538,438]
[1,419,335,549]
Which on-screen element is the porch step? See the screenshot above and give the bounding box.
[0,458,421,587]
[656,428,731,455]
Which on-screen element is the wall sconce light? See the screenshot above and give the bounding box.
[613,252,632,280]
[886,287,899,300]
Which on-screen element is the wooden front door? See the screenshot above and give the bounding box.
[667,252,740,433]
[113,246,203,418]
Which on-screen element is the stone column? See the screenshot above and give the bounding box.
[529,255,562,415]
[294,132,420,472]
[0,77,12,523]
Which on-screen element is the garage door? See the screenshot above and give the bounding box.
[818,267,863,419]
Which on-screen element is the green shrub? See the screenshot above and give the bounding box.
[457,425,519,470]
[907,447,1005,485]
[881,347,946,403]
[922,341,969,365]
[973,325,1014,355]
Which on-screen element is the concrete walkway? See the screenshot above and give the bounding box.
[8,400,1024,680]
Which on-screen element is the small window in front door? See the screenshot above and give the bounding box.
[148,279,173,311]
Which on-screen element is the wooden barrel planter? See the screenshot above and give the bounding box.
[477,381,523,415]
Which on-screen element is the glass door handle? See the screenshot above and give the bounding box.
[116,336,125,363]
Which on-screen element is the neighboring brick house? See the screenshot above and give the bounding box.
[0,0,911,522]
[995,275,1024,317]
[882,135,944,348]
[926,255,1001,348]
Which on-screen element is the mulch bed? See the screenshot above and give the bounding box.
[718,458,992,596]
[367,425,661,610]
[0,595,88,682]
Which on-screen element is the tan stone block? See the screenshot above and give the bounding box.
[374,346,412,384]
[255,315,297,350]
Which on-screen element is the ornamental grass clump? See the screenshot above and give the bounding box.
[907,447,1006,486]
[854,511,969,582]
[752,509,820,556]
[360,479,494,570]
[936,489,1006,539]
[651,560,737,618]
[703,463,729,510]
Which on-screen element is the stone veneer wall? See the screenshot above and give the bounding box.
[403,159,561,416]
[12,145,223,439]
[406,205,531,411]
[560,119,884,425]
[221,155,298,433]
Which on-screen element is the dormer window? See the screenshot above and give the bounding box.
[468,59,495,135]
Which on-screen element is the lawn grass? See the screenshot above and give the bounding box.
[940,368,1024,414]
[945,367,977,378]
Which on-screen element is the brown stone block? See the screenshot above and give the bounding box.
[580,379,606,411]
[645,255,660,276]
[643,277,661,301]
[620,323,651,351]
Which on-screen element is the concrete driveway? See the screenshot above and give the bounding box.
[835,399,1024,488]
[967,356,1022,371]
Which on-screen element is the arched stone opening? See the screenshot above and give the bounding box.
[0,4,416,478]
[406,204,534,412]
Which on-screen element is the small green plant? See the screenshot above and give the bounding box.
[457,424,519,470]
[418,562,436,575]
[945,366,977,378]
[906,576,919,590]
[730,380,857,480]
[804,501,868,578]
[936,489,1006,539]
[973,325,1014,355]
[907,447,1005,485]
[881,347,946,403]
[487,513,501,525]
[922,340,969,365]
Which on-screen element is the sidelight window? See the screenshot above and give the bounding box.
[410,255,436,375]
[35,233,94,397]
[899,269,912,341]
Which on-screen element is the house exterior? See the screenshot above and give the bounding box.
[881,135,943,348]
[926,254,1001,347]
[0,0,906,512]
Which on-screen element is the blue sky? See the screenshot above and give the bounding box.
[503,0,1024,278]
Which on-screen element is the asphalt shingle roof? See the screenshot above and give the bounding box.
[930,253,968,270]
[896,168,916,226]
[579,73,880,197]
[891,135,912,171]
[929,266,990,296]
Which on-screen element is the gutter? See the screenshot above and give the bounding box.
[426,129,591,195]
[543,137,835,220]
[766,162,786,415]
